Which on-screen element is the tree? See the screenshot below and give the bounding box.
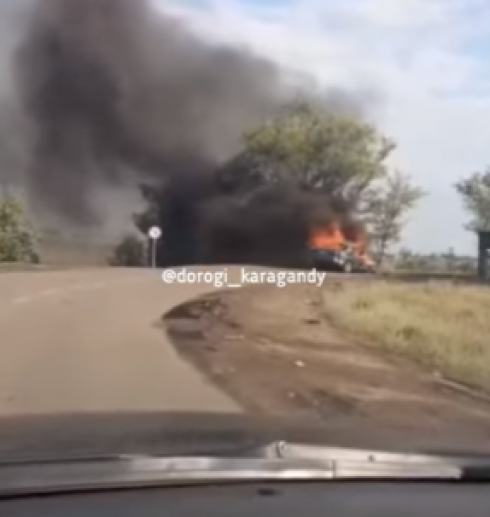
[0,195,39,263]
[218,99,395,205]
[133,98,416,267]
[455,169,490,231]
[367,170,425,265]
[109,234,147,267]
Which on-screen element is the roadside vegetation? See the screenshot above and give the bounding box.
[322,281,490,391]
[109,234,147,267]
[0,195,39,264]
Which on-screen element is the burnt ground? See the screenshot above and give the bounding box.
[163,282,490,452]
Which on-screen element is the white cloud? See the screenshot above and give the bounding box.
[158,0,490,254]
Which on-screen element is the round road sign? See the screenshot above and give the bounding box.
[148,226,162,240]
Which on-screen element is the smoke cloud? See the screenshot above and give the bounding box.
[13,0,285,226]
[2,0,375,263]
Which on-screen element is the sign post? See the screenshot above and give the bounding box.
[148,226,162,269]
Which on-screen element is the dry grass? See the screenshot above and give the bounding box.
[321,281,490,391]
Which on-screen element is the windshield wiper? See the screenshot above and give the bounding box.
[260,441,490,465]
[1,441,489,497]
[261,441,490,481]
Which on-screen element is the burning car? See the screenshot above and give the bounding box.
[307,224,376,274]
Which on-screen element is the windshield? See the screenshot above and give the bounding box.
[1,0,490,467]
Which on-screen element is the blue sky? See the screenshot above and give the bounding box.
[156,0,490,255]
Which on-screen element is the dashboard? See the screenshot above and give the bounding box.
[2,482,490,517]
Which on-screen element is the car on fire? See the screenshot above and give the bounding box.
[308,224,376,274]
[309,244,376,273]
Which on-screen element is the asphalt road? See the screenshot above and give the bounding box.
[0,267,241,416]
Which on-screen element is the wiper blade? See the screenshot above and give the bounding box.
[0,455,464,498]
[459,466,490,481]
[261,441,490,466]
[4,441,490,497]
[262,442,490,481]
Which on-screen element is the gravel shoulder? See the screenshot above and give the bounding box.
[164,282,490,452]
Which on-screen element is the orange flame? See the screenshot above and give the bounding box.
[309,223,374,265]
[308,223,345,250]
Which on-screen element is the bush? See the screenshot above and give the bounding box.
[109,234,147,267]
[0,196,39,263]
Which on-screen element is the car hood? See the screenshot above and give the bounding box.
[0,411,488,464]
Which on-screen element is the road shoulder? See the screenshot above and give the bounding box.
[164,283,490,451]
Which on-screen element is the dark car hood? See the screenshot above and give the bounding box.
[0,411,488,463]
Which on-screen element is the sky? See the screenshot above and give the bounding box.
[156,0,490,255]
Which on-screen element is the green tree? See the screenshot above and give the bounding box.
[218,99,395,204]
[455,169,490,231]
[134,99,420,266]
[367,170,425,265]
[109,234,147,267]
[0,195,39,263]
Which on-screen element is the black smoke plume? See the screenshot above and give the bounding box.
[15,0,283,223]
[13,0,367,265]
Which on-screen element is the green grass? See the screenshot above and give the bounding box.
[321,281,490,390]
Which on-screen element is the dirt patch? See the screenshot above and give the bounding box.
[164,283,490,451]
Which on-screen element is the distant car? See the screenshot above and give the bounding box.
[309,247,376,274]
[309,247,355,273]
